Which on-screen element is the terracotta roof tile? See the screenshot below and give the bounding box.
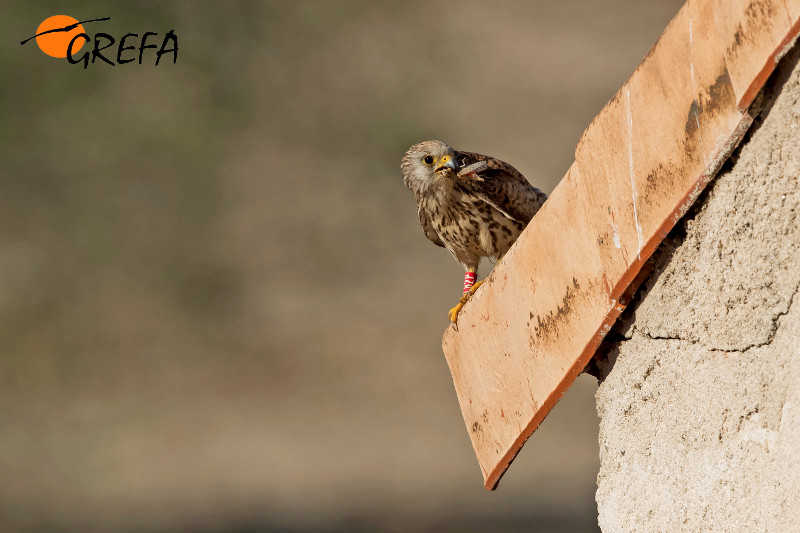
[441,0,800,491]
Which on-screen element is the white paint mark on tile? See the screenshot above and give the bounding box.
[626,88,644,259]
[689,18,696,87]
[688,17,707,168]
[610,218,622,248]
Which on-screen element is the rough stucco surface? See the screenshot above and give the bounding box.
[595,46,800,533]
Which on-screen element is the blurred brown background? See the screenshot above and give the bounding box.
[2,2,682,531]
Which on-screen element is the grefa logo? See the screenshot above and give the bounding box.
[20,15,178,68]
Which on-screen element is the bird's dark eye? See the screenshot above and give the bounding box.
[423,156,434,165]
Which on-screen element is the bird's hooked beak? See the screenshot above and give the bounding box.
[434,155,457,173]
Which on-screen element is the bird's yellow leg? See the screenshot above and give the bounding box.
[448,280,484,323]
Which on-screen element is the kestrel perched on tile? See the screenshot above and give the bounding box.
[402,140,547,323]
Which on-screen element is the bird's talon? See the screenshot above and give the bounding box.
[449,280,485,324]
[470,280,484,294]
[448,302,464,323]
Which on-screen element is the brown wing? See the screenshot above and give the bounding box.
[455,150,547,223]
[418,206,444,247]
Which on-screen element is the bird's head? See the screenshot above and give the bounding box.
[401,140,458,191]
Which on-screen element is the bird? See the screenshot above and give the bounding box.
[401,140,547,323]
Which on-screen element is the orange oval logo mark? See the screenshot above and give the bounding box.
[35,15,86,58]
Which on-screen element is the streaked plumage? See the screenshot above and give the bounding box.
[401,140,547,321]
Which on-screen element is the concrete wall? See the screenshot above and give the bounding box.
[595,45,800,532]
